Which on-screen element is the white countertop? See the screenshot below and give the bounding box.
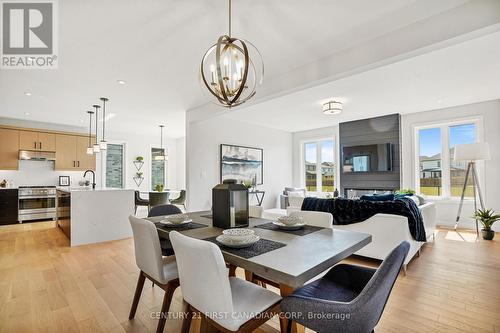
[57,187,133,192]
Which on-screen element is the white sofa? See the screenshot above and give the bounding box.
[280,198,437,270]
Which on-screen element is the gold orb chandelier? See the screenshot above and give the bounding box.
[200,0,264,107]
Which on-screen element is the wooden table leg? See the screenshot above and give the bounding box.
[244,269,253,282]
[227,264,237,277]
[199,316,218,333]
[279,284,305,333]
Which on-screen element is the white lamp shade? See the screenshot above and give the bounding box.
[454,142,490,161]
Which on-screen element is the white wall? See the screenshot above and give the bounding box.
[401,100,500,231]
[186,114,293,211]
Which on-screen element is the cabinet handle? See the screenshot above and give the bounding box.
[73,161,76,167]
[39,142,42,150]
[34,142,37,149]
[77,161,80,167]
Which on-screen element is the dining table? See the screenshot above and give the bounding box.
[147,211,372,333]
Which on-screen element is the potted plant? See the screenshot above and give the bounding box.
[135,156,144,162]
[155,184,164,192]
[135,172,143,178]
[472,209,500,240]
[395,188,415,195]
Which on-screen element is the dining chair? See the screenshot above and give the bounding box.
[170,190,186,210]
[134,190,150,214]
[169,231,282,333]
[289,210,333,228]
[281,241,410,333]
[128,216,180,333]
[149,191,170,208]
[147,204,182,258]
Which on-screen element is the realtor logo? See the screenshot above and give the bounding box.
[1,0,58,69]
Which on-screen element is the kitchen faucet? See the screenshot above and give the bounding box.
[83,170,96,189]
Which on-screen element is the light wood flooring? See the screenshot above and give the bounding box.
[0,221,499,333]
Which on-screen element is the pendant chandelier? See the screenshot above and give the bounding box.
[92,104,101,153]
[86,111,94,155]
[99,97,109,150]
[154,125,166,161]
[200,0,263,107]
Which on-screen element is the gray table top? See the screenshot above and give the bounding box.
[147,211,372,288]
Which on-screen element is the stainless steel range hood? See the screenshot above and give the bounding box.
[19,150,56,161]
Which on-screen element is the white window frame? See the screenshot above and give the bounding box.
[300,136,337,194]
[412,116,484,200]
[101,141,127,189]
[150,145,168,190]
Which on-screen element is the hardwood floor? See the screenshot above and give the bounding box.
[0,221,498,333]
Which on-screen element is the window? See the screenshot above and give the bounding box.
[151,147,166,190]
[105,143,125,189]
[416,121,477,198]
[303,139,335,192]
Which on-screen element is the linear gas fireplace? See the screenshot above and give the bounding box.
[344,188,397,199]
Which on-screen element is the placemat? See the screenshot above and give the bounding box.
[200,214,213,219]
[254,222,324,236]
[155,221,208,232]
[203,236,286,259]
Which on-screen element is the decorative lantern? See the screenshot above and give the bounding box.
[212,179,249,229]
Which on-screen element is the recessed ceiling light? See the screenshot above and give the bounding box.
[117,80,126,85]
[24,92,32,96]
[24,112,31,116]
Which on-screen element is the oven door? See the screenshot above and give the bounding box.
[18,196,56,221]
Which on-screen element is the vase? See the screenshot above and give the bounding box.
[481,229,495,240]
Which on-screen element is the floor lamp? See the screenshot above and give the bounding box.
[454,142,490,235]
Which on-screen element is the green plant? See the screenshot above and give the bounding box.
[135,156,144,161]
[241,179,252,188]
[155,184,164,192]
[472,209,500,231]
[395,188,415,195]
[135,172,143,178]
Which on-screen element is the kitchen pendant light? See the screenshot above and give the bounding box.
[154,125,166,161]
[99,97,109,150]
[200,0,263,108]
[86,111,94,155]
[92,104,101,153]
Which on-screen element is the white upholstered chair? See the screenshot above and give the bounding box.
[128,216,179,333]
[169,231,282,333]
[289,210,333,228]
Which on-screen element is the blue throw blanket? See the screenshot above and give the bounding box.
[301,197,427,242]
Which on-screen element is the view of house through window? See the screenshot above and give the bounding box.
[304,139,335,192]
[418,122,476,197]
[151,148,166,190]
[105,144,124,189]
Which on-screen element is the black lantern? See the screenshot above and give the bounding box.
[212,179,249,229]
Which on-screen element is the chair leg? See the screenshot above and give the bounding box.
[129,271,146,319]
[156,281,179,333]
[134,205,138,214]
[181,302,193,333]
[402,264,407,276]
[286,320,293,333]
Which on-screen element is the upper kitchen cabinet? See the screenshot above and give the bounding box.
[19,130,56,151]
[0,128,19,170]
[55,134,95,171]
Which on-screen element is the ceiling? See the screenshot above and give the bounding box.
[224,31,500,132]
[0,0,474,137]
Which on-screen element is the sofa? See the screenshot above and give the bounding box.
[283,196,436,270]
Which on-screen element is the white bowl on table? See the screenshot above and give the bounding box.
[222,228,255,243]
[277,215,303,226]
[165,213,190,224]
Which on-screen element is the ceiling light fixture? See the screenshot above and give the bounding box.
[86,111,95,155]
[24,92,32,96]
[154,125,167,161]
[200,0,263,108]
[322,101,343,115]
[99,97,109,150]
[92,104,101,153]
[24,112,31,116]
[117,80,126,85]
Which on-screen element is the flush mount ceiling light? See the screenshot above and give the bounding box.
[322,101,343,115]
[200,0,263,108]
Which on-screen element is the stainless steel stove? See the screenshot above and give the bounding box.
[18,186,57,222]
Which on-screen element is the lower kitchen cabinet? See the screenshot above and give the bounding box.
[0,189,19,225]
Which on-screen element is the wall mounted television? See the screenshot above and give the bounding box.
[342,143,392,173]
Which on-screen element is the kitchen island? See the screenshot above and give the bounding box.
[56,187,134,246]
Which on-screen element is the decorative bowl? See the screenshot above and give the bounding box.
[166,213,189,224]
[217,234,260,248]
[277,215,304,226]
[222,228,255,243]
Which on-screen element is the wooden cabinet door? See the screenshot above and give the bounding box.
[76,136,95,170]
[0,128,19,170]
[55,134,77,170]
[19,130,38,150]
[38,132,56,152]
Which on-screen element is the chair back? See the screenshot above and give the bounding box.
[134,190,141,203]
[148,204,182,217]
[169,231,234,315]
[355,241,410,329]
[290,210,332,228]
[172,190,186,204]
[129,215,166,283]
[149,192,169,207]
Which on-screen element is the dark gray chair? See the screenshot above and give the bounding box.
[147,204,183,258]
[134,191,149,214]
[149,191,169,208]
[281,241,410,333]
[170,190,186,210]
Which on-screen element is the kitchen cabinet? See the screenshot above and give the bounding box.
[0,189,18,225]
[55,134,95,170]
[19,130,55,151]
[0,128,19,170]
